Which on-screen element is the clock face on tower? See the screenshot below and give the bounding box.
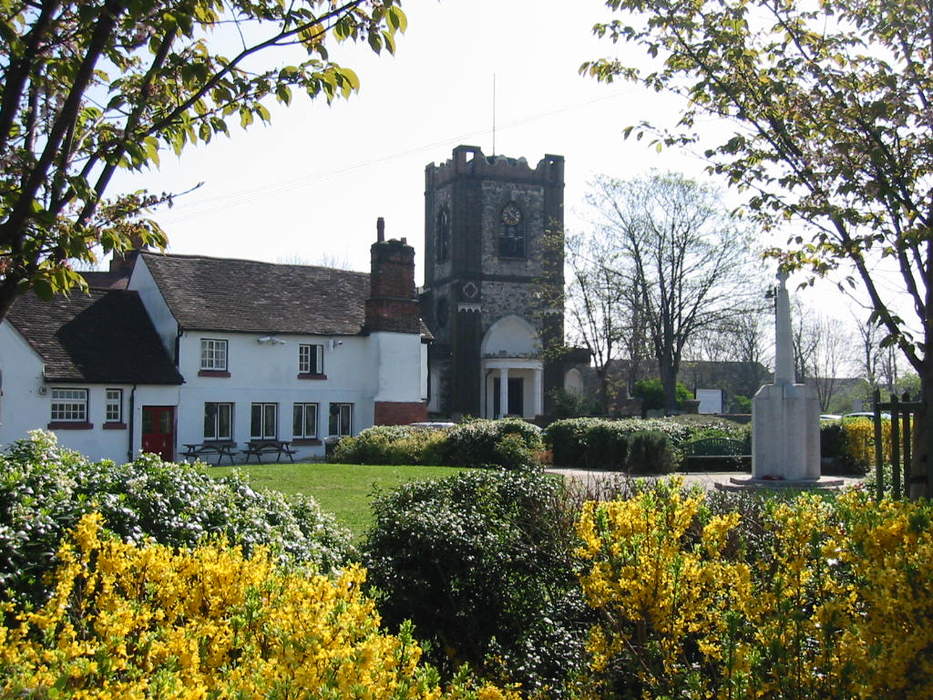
[501,203,522,226]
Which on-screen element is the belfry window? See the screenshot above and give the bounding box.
[499,202,525,258]
[436,206,450,262]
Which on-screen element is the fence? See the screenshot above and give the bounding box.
[872,390,926,499]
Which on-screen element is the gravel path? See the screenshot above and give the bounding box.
[546,468,868,493]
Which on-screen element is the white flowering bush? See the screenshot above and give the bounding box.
[0,431,352,606]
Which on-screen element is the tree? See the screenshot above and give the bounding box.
[633,377,690,413]
[559,227,649,411]
[687,294,772,396]
[0,0,406,320]
[584,0,933,494]
[588,172,756,414]
[792,309,854,411]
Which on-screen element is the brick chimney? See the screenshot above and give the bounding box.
[365,218,421,334]
[108,234,149,276]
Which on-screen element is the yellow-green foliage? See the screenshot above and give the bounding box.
[842,417,892,467]
[0,514,516,700]
[576,484,933,699]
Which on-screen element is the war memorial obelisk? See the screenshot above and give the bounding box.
[721,271,841,490]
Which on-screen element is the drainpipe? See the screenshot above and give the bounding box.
[127,384,137,462]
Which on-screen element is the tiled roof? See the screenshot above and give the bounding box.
[140,253,373,336]
[7,290,183,384]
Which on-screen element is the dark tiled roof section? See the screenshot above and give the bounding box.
[142,253,373,335]
[7,291,183,384]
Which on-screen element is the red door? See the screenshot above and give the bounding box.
[142,406,174,461]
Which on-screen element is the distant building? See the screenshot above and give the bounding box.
[420,146,566,419]
[0,221,429,463]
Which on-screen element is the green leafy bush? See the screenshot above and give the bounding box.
[439,418,543,469]
[363,470,588,695]
[625,430,677,474]
[332,420,542,470]
[331,425,447,465]
[633,378,692,410]
[548,388,601,418]
[0,431,352,606]
[545,417,696,469]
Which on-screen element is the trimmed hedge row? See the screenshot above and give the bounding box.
[543,417,749,472]
[332,419,544,469]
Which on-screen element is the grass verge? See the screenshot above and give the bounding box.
[204,462,472,540]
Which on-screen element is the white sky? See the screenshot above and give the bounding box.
[108,0,911,362]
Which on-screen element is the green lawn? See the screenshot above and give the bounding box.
[205,462,471,540]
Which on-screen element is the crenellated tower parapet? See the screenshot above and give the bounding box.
[426,145,564,189]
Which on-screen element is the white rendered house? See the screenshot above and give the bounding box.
[0,223,430,463]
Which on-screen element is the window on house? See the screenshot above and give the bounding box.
[105,389,122,423]
[51,388,88,422]
[292,403,318,439]
[298,344,324,375]
[203,402,233,440]
[250,403,277,440]
[200,339,228,371]
[436,206,450,262]
[499,202,525,258]
[328,403,353,436]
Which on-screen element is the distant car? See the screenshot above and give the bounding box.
[842,411,891,421]
[820,414,842,421]
[408,421,456,430]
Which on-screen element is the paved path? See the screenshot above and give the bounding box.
[546,468,868,493]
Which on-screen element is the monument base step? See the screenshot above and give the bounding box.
[715,476,845,492]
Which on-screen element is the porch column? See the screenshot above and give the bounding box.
[533,367,544,417]
[498,367,509,418]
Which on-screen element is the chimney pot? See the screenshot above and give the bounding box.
[377,217,385,242]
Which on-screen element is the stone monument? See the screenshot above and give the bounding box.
[721,270,841,490]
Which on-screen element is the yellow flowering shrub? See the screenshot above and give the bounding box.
[842,417,892,467]
[0,514,516,700]
[576,483,933,699]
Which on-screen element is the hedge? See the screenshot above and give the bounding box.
[543,417,739,472]
[333,419,543,469]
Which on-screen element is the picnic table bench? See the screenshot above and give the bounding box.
[241,439,296,464]
[682,437,750,472]
[182,441,237,465]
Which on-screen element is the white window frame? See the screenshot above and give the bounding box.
[204,402,233,440]
[51,388,88,422]
[293,403,319,439]
[250,402,278,440]
[298,343,324,375]
[200,338,228,371]
[328,402,353,437]
[105,388,123,423]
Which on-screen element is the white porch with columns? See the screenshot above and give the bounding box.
[482,358,544,419]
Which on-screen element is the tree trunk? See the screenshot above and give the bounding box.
[0,280,19,323]
[596,366,611,416]
[659,360,677,416]
[913,357,932,499]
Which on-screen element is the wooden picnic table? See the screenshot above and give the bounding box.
[241,439,296,464]
[182,441,237,465]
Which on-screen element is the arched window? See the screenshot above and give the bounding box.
[436,206,450,263]
[499,202,525,258]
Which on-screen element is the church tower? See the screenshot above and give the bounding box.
[421,145,564,419]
